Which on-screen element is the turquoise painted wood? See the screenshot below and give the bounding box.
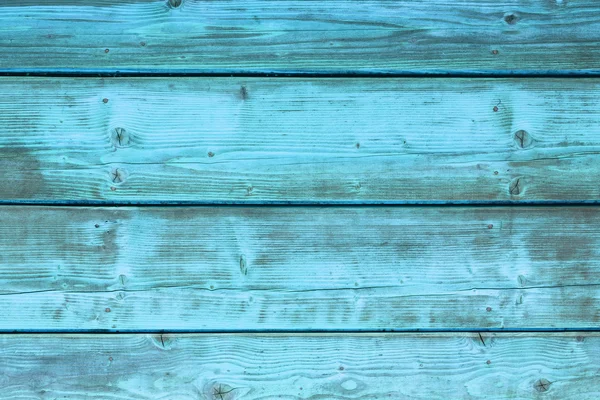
[1,0,599,397]
[2,78,600,203]
[0,1,598,74]
[1,333,598,399]
[1,206,599,331]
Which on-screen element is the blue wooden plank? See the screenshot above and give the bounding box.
[0,333,598,399]
[0,0,598,74]
[2,77,600,203]
[1,206,599,331]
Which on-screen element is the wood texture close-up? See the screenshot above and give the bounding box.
[1,333,598,399]
[2,78,600,203]
[0,0,598,73]
[1,206,598,331]
[1,0,599,398]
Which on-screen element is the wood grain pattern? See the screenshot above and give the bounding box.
[2,77,600,203]
[0,1,599,73]
[1,206,599,331]
[1,333,599,399]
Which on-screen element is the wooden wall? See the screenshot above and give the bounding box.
[0,1,599,399]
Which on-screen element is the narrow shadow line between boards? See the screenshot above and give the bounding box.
[2,200,600,207]
[1,328,600,335]
[1,69,600,78]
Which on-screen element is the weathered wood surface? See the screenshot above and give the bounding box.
[0,333,598,399]
[2,78,600,203]
[0,1,599,73]
[1,206,599,331]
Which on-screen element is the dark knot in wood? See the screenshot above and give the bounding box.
[504,14,519,25]
[534,378,551,392]
[509,178,522,196]
[514,130,532,149]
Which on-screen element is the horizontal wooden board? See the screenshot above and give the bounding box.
[2,77,600,203]
[1,333,598,399]
[0,1,599,73]
[1,206,599,331]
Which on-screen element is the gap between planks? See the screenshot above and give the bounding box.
[3,70,600,78]
[2,329,600,334]
[3,201,600,206]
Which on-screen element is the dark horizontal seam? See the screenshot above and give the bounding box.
[1,328,599,334]
[0,69,600,78]
[2,201,600,206]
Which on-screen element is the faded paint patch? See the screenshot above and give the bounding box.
[0,146,45,199]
